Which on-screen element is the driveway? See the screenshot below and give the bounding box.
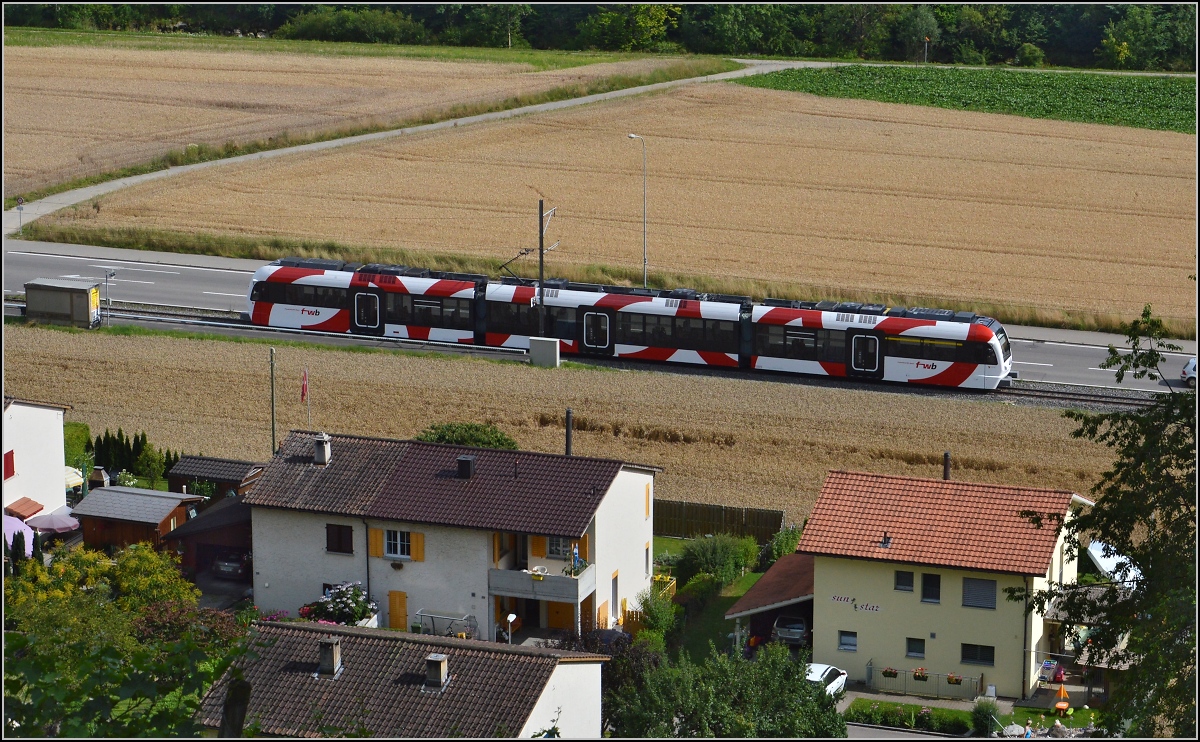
[194,566,250,611]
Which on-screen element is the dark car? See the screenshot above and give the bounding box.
[212,551,251,580]
[771,615,809,645]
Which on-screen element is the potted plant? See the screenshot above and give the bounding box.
[299,582,378,627]
[947,672,963,685]
[912,667,929,681]
[881,667,899,678]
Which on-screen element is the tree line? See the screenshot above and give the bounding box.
[5,4,1194,71]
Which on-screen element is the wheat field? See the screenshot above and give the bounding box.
[3,325,1113,523]
[54,82,1197,325]
[2,44,681,195]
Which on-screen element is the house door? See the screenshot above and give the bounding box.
[579,309,614,356]
[388,591,408,630]
[352,291,383,336]
[848,333,884,380]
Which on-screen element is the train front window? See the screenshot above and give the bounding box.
[996,328,1011,361]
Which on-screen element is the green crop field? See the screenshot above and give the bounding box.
[738,65,1196,133]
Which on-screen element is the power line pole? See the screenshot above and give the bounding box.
[538,199,545,338]
[269,347,277,454]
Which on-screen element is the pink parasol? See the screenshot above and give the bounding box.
[4,514,35,556]
[25,511,80,533]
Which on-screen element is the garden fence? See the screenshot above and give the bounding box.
[867,662,981,701]
[654,500,784,543]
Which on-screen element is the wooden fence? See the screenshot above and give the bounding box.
[654,500,785,544]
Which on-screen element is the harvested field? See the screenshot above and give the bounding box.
[56,82,1197,327]
[2,43,688,195]
[3,325,1112,523]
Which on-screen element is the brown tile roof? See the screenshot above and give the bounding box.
[161,495,250,540]
[244,431,648,537]
[198,622,605,737]
[725,553,814,619]
[798,471,1078,576]
[168,455,262,485]
[4,497,44,520]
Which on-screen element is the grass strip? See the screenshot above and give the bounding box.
[676,570,763,664]
[3,55,739,209]
[19,222,1193,339]
[738,65,1196,133]
[843,698,972,734]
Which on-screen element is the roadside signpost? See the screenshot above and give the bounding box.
[16,196,24,236]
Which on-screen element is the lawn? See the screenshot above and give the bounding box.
[1002,704,1098,731]
[843,696,1099,734]
[676,570,763,663]
[738,64,1196,133]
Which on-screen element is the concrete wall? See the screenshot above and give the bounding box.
[811,555,1030,698]
[593,468,654,625]
[2,401,67,515]
[519,661,603,738]
[251,508,491,635]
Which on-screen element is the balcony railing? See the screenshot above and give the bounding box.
[488,563,596,603]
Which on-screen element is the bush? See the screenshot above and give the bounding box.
[1015,42,1045,67]
[678,572,722,611]
[634,586,680,636]
[275,7,426,45]
[632,628,666,655]
[676,534,755,587]
[299,582,377,625]
[972,697,1001,736]
[845,700,971,734]
[414,422,518,450]
[760,524,803,570]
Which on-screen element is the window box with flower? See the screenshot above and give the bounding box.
[881,667,899,678]
[946,673,962,685]
[912,667,928,681]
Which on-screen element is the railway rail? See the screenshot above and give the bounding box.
[4,299,1174,411]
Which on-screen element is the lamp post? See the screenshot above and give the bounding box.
[506,613,517,644]
[103,270,116,325]
[627,134,647,288]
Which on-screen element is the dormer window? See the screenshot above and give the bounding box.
[880,531,892,548]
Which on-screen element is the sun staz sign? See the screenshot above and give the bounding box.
[831,595,881,612]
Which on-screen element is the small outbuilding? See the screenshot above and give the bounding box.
[162,494,251,574]
[73,485,202,552]
[725,553,815,650]
[167,455,263,508]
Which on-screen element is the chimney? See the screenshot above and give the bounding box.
[318,636,342,676]
[182,485,187,495]
[943,451,951,481]
[314,433,332,466]
[425,653,449,690]
[565,408,573,456]
[457,455,476,479]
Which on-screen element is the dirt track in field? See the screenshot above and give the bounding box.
[55,82,1197,325]
[2,44,680,195]
[3,325,1111,523]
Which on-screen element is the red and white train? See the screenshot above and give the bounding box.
[248,258,1014,390]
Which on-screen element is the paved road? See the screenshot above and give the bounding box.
[7,240,1193,392]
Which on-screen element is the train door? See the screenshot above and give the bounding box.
[578,308,614,356]
[848,332,884,380]
[351,290,383,336]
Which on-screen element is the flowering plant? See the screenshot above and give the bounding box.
[299,581,378,625]
[946,672,962,684]
[881,667,899,678]
[912,667,928,680]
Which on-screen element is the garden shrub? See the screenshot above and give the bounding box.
[299,582,378,625]
[760,524,803,570]
[677,572,722,613]
[1015,42,1045,67]
[634,586,680,636]
[972,697,1001,736]
[632,628,666,655]
[676,534,755,586]
[275,7,426,45]
[844,699,971,734]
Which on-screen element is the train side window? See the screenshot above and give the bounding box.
[709,320,738,354]
[251,283,266,302]
[887,337,922,359]
[443,298,472,330]
[545,306,577,339]
[674,317,705,348]
[386,294,412,324]
[644,315,672,347]
[819,330,845,363]
[412,298,442,327]
[617,313,645,345]
[785,329,817,360]
[925,340,958,362]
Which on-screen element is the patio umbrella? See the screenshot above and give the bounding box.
[1057,682,1070,699]
[3,514,34,556]
[25,511,80,533]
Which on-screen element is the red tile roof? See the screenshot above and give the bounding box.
[245,431,656,537]
[4,497,44,520]
[798,471,1079,576]
[725,553,814,619]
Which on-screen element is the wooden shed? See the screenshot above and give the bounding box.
[72,486,202,552]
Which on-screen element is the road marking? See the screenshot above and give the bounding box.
[7,251,253,274]
[1013,361,1053,366]
[90,263,179,274]
[203,292,246,297]
[1011,338,1195,357]
[1087,368,1117,372]
[60,273,153,285]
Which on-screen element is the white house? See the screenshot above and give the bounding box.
[3,396,71,520]
[245,431,660,642]
[197,621,606,737]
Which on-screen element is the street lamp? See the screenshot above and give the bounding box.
[627,134,647,288]
[103,270,116,325]
[506,613,517,645]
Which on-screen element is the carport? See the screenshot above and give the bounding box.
[725,553,814,651]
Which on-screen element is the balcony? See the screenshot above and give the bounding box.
[488,563,596,603]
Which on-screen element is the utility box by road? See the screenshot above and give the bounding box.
[24,278,101,329]
[528,336,560,368]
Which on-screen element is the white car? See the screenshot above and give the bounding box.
[1182,357,1196,389]
[806,663,848,696]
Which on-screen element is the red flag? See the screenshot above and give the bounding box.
[301,368,308,403]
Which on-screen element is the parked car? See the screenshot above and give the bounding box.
[1182,357,1196,389]
[771,615,809,645]
[806,663,848,696]
[212,551,251,580]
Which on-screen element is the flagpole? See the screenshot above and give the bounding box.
[306,368,312,429]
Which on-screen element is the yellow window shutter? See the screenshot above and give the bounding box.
[388,591,408,630]
[411,531,425,562]
[531,535,547,558]
[645,483,651,518]
[493,533,500,564]
[369,528,384,558]
[580,533,589,561]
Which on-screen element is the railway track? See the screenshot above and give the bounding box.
[4,300,1171,411]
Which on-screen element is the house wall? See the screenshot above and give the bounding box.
[2,402,67,516]
[811,555,1031,698]
[252,508,492,635]
[592,468,655,627]
[518,661,603,738]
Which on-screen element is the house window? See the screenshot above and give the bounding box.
[645,545,651,576]
[921,573,941,603]
[906,637,926,658]
[326,524,354,554]
[962,643,995,666]
[385,529,410,558]
[838,630,857,651]
[547,536,570,559]
[962,578,997,609]
[894,570,914,592]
